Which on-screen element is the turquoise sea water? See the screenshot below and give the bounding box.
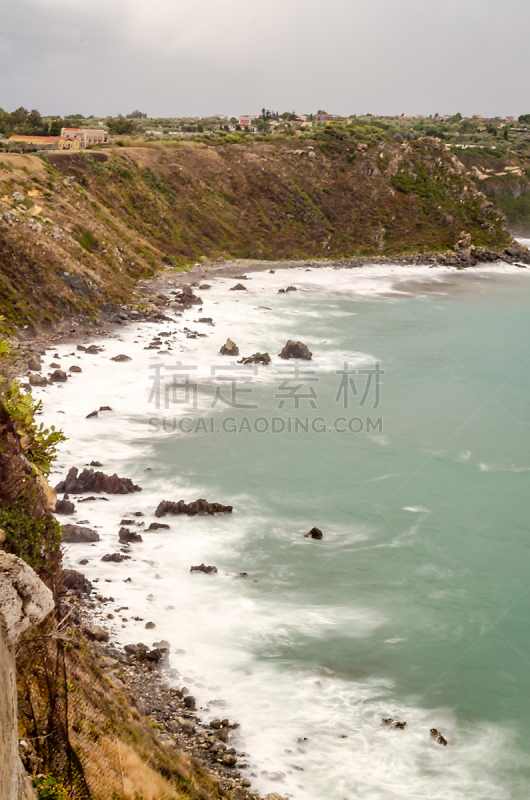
[47,265,530,798]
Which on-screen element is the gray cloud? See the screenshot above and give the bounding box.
[1,0,529,118]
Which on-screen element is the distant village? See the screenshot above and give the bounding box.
[0,108,527,152]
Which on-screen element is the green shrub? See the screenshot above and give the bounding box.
[0,505,62,571]
[32,776,68,800]
[1,383,66,476]
[75,227,98,253]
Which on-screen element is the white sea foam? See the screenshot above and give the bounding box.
[33,262,529,800]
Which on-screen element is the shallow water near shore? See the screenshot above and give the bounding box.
[38,262,530,799]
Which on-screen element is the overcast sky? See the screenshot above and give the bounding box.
[1,0,528,118]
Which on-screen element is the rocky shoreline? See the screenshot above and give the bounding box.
[61,581,284,800]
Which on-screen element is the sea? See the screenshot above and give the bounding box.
[36,257,530,799]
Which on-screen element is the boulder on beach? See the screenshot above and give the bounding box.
[279,340,312,360]
[27,357,42,371]
[220,338,239,356]
[62,524,100,543]
[83,623,109,642]
[62,568,93,595]
[111,354,132,362]
[230,283,247,291]
[55,466,142,495]
[190,564,218,574]
[29,374,48,386]
[69,365,82,373]
[238,353,271,365]
[172,285,202,307]
[119,527,143,543]
[155,499,233,517]
[199,284,211,290]
[304,527,323,540]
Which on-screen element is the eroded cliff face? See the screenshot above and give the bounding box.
[0,136,510,330]
[0,551,54,800]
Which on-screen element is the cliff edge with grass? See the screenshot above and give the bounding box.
[0,132,511,333]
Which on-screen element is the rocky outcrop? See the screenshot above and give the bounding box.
[0,552,53,800]
[62,568,93,596]
[190,564,218,574]
[230,283,247,291]
[304,527,323,540]
[238,353,271,365]
[55,467,141,495]
[220,338,239,356]
[61,524,100,543]
[171,285,202,308]
[119,527,143,543]
[155,499,233,517]
[55,497,75,515]
[278,340,312,360]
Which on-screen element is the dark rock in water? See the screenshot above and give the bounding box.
[69,365,82,373]
[62,524,100,543]
[233,274,248,279]
[155,498,233,517]
[111,354,132,362]
[62,568,93,595]
[120,519,135,525]
[172,285,202,307]
[101,553,131,563]
[77,345,86,351]
[90,461,103,467]
[235,572,249,578]
[83,623,109,642]
[50,370,68,382]
[124,643,139,655]
[430,728,448,746]
[29,374,48,386]
[56,466,141,495]
[55,498,75,515]
[279,340,312,360]
[86,410,98,418]
[221,754,237,767]
[132,511,144,516]
[183,695,196,708]
[286,285,297,292]
[190,564,218,574]
[79,559,88,565]
[238,352,271,365]
[99,406,112,412]
[147,522,170,531]
[197,317,213,325]
[382,718,407,730]
[145,621,156,629]
[219,338,239,356]
[304,527,323,540]
[199,283,211,290]
[230,283,247,291]
[86,345,101,354]
[119,527,143,543]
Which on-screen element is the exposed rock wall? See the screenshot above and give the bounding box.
[0,552,54,800]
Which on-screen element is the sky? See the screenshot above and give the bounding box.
[1,0,528,119]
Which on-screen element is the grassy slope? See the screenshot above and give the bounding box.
[0,134,509,330]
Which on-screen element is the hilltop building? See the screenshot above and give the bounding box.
[315,112,346,125]
[60,128,109,146]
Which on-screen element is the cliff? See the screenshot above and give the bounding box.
[0,134,510,332]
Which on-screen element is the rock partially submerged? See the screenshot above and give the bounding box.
[55,497,75,515]
[190,564,218,574]
[304,527,323,540]
[101,553,131,563]
[238,353,271,365]
[50,369,68,382]
[278,340,312,360]
[155,499,233,517]
[62,524,100,543]
[119,527,143,543]
[111,354,132,362]
[147,522,170,531]
[220,338,239,356]
[172,285,202,307]
[56,466,141,495]
[230,283,247,291]
[382,718,407,730]
[430,728,448,746]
